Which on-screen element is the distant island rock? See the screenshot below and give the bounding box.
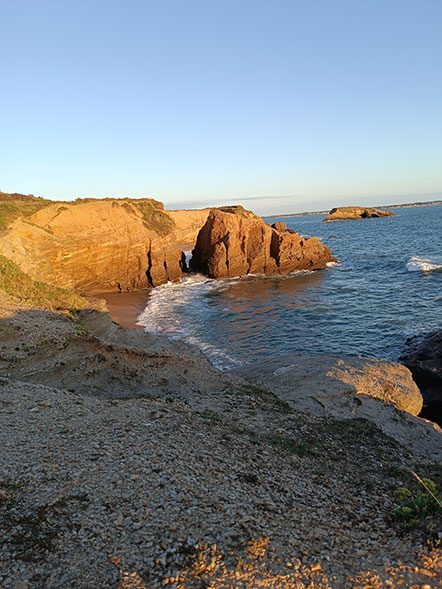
[323,206,394,222]
[190,206,336,278]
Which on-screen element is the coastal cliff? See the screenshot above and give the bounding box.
[0,194,336,292]
[0,194,210,292]
[191,207,336,278]
[0,222,441,586]
[323,206,394,222]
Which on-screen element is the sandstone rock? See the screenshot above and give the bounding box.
[0,199,210,293]
[191,207,335,278]
[231,353,423,416]
[323,206,394,222]
[400,330,442,419]
[271,221,287,232]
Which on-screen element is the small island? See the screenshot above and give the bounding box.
[323,206,394,222]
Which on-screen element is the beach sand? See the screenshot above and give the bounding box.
[94,291,149,331]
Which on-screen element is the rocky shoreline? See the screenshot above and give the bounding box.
[1,290,442,587]
[0,193,441,587]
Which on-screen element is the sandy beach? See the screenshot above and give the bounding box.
[92,291,149,331]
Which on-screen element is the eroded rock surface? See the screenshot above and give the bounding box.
[0,198,210,292]
[323,206,394,222]
[191,207,335,278]
[230,353,442,460]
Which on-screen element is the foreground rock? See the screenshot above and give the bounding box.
[0,195,210,292]
[0,300,228,403]
[1,292,442,587]
[323,206,394,222]
[231,353,442,461]
[401,329,442,415]
[191,207,335,278]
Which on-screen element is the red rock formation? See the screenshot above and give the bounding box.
[323,206,394,222]
[191,207,335,278]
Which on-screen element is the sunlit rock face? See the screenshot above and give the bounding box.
[190,206,336,279]
[0,199,210,292]
[231,353,423,417]
[323,206,394,221]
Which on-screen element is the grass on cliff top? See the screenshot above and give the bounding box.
[218,205,251,218]
[0,255,88,310]
[0,192,52,232]
[127,200,175,236]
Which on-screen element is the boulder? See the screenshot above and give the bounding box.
[271,221,287,232]
[323,206,394,222]
[231,353,423,416]
[230,354,442,460]
[191,207,335,278]
[400,330,442,413]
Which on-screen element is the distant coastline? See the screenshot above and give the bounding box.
[262,199,442,219]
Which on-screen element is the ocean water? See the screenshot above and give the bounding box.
[137,205,442,371]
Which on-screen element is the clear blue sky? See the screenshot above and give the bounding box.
[1,0,441,215]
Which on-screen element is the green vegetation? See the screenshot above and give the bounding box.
[0,192,52,232]
[219,205,250,218]
[0,255,88,310]
[229,383,291,411]
[118,199,174,235]
[1,491,89,561]
[75,324,90,336]
[132,199,175,236]
[392,473,442,542]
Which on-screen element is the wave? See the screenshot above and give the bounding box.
[136,274,242,370]
[406,256,442,273]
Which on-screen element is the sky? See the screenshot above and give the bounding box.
[1,0,441,215]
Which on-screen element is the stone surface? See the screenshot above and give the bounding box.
[1,292,442,587]
[401,329,442,406]
[231,353,423,415]
[230,353,442,460]
[0,199,210,293]
[191,207,336,278]
[271,221,287,232]
[323,206,394,222]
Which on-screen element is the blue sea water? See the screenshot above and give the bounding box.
[137,205,442,370]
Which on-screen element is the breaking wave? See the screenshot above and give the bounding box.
[406,256,442,273]
[136,274,243,370]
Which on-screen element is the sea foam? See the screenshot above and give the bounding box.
[136,274,242,370]
[406,256,442,273]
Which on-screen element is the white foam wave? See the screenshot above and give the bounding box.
[406,256,442,273]
[136,274,242,370]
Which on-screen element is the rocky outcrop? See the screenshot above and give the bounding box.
[191,207,336,278]
[0,198,210,293]
[230,354,442,460]
[231,353,423,416]
[323,206,394,222]
[400,330,442,422]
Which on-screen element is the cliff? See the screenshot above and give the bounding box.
[323,206,394,222]
[191,207,335,278]
[0,195,210,293]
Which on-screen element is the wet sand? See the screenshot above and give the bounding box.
[95,291,149,331]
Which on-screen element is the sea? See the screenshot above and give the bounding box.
[137,205,442,371]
